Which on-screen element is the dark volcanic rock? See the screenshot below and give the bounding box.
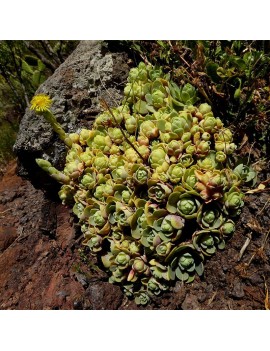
[13,40,129,191]
[85,282,124,310]
[230,279,245,299]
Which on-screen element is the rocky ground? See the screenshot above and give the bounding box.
[0,159,269,310]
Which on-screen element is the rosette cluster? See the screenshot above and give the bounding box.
[34,62,256,306]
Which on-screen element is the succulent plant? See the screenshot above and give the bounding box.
[149,144,169,171]
[144,276,169,296]
[197,203,224,229]
[167,190,201,219]
[167,164,185,183]
[194,169,227,203]
[169,82,199,107]
[149,259,170,280]
[33,61,254,306]
[141,226,160,250]
[127,255,151,283]
[192,230,225,256]
[220,219,236,238]
[223,186,245,216]
[167,140,184,158]
[134,290,151,306]
[233,163,257,186]
[166,244,204,283]
[85,235,103,253]
[196,151,217,170]
[115,251,131,270]
[148,182,172,203]
[132,165,149,185]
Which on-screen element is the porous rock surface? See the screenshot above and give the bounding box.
[14,40,130,191]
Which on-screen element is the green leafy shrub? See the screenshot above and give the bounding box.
[32,62,255,306]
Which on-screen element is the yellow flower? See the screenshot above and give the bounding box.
[30,94,52,112]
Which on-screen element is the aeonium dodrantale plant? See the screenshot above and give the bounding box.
[32,61,255,306]
[197,203,224,230]
[166,244,204,283]
[192,230,225,257]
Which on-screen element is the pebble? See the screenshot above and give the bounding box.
[230,280,245,298]
[248,272,263,285]
[181,294,201,310]
[56,290,69,298]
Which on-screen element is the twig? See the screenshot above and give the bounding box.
[170,41,191,68]
[227,300,233,310]
[100,98,146,163]
[245,229,269,267]
[238,134,248,150]
[181,66,212,105]
[39,40,61,65]
[247,141,256,165]
[238,232,252,262]
[207,291,217,306]
[197,85,212,105]
[257,197,270,216]
[0,208,12,217]
[262,229,270,249]
[263,276,269,310]
[25,41,57,72]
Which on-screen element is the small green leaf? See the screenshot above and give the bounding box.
[186,274,195,283]
[175,267,184,280]
[234,87,241,100]
[37,59,46,71]
[131,227,142,240]
[218,240,226,250]
[166,192,180,214]
[206,247,216,255]
[216,67,227,78]
[134,100,148,114]
[21,59,33,74]
[206,62,220,83]
[146,104,156,113]
[32,70,41,87]
[145,93,153,104]
[157,119,167,133]
[195,262,204,276]
[141,236,150,248]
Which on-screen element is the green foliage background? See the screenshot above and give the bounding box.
[0,40,79,168]
[122,40,270,157]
